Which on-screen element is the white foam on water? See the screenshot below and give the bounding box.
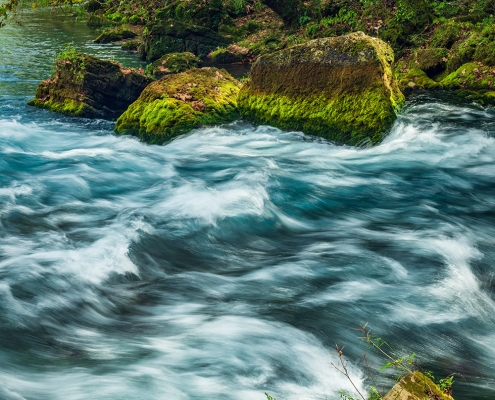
[61,231,140,284]
[0,119,30,138]
[0,183,33,201]
[153,178,269,225]
[41,148,114,159]
[139,315,366,400]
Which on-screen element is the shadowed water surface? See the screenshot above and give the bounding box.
[1,8,495,400]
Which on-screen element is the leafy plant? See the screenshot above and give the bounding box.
[438,375,454,393]
[225,0,248,15]
[395,0,415,23]
[299,11,311,26]
[424,371,455,395]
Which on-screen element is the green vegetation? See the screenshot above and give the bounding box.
[263,324,455,400]
[115,67,241,144]
[145,52,201,78]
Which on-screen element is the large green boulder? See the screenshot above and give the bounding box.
[237,31,404,146]
[115,68,241,144]
[139,20,232,61]
[29,51,153,118]
[383,372,454,400]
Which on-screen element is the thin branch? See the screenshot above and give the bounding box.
[331,344,367,400]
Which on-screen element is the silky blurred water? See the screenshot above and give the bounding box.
[1,8,495,400]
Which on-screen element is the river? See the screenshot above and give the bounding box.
[1,8,494,400]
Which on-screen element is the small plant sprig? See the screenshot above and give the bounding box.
[425,371,456,396]
[332,343,368,400]
[55,43,86,85]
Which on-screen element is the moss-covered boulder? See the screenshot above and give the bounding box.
[139,20,232,61]
[115,67,241,144]
[446,24,495,73]
[428,21,465,49]
[396,67,441,93]
[414,48,448,79]
[237,31,404,146]
[440,62,495,104]
[146,52,201,79]
[94,28,137,44]
[383,371,454,400]
[442,62,495,90]
[29,52,153,118]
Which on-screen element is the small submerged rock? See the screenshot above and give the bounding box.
[94,28,137,44]
[238,31,404,146]
[29,52,153,118]
[209,45,250,64]
[146,52,202,79]
[115,67,241,144]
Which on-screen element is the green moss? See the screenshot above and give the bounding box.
[155,0,226,32]
[238,89,397,145]
[238,32,404,146]
[442,62,495,90]
[146,52,201,78]
[115,67,241,144]
[29,52,152,118]
[447,24,495,73]
[121,39,140,51]
[129,13,145,25]
[473,24,495,66]
[428,20,464,49]
[28,98,95,116]
[397,67,441,92]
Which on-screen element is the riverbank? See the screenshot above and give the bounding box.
[78,0,495,106]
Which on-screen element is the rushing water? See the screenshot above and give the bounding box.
[1,9,495,400]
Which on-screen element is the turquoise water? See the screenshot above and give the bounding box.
[1,9,495,400]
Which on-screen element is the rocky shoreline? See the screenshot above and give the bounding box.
[27,0,495,150]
